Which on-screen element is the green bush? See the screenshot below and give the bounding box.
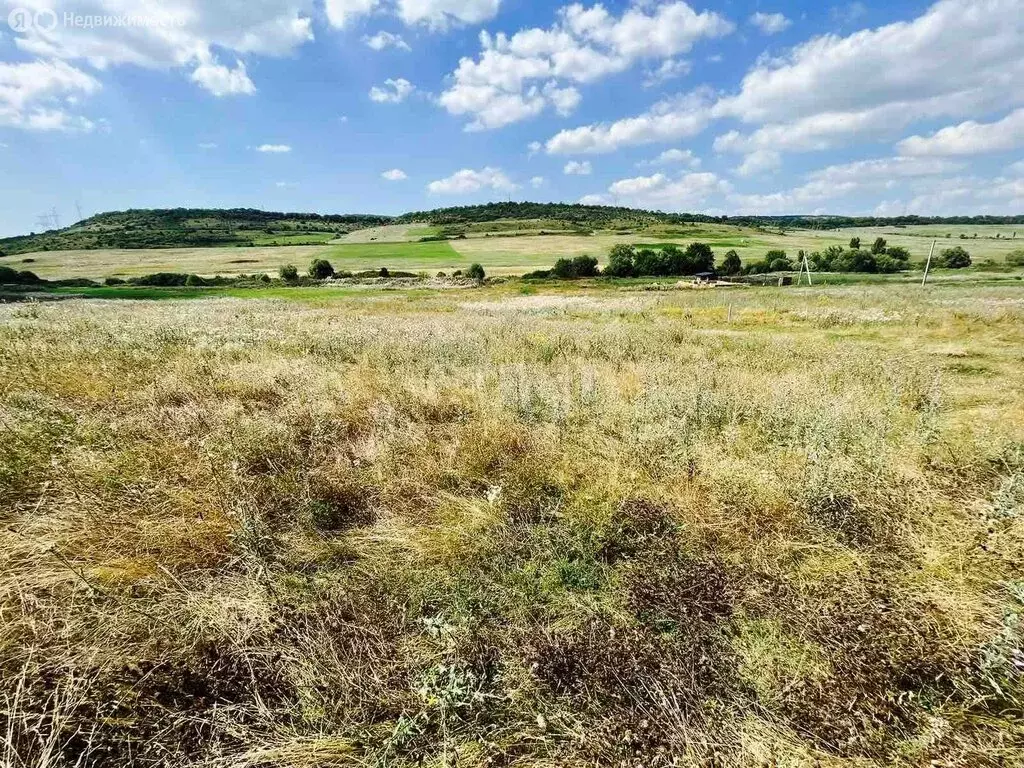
[552,255,600,279]
[466,263,486,280]
[938,246,971,269]
[721,250,742,276]
[279,264,299,281]
[184,274,207,287]
[129,272,190,287]
[1007,250,1024,266]
[308,258,335,279]
[604,244,636,277]
[871,237,888,254]
[103,277,126,286]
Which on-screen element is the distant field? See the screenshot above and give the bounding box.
[10,224,1022,280]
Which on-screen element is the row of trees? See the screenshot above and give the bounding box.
[287,259,487,281]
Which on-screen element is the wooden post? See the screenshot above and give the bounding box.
[727,303,733,323]
[801,251,813,286]
[922,239,936,286]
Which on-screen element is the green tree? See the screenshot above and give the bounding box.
[604,244,636,277]
[552,255,599,278]
[279,264,299,281]
[308,258,334,279]
[720,250,742,275]
[849,237,861,249]
[466,263,486,280]
[871,237,887,254]
[938,246,971,268]
[682,242,715,273]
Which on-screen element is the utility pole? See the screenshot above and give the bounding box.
[75,200,84,224]
[50,207,61,230]
[921,239,936,286]
[36,214,53,232]
[799,251,813,286]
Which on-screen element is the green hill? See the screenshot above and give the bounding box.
[2,203,1023,257]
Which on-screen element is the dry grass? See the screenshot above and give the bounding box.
[1,282,1023,767]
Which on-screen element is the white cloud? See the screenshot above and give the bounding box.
[733,149,781,177]
[546,89,711,154]
[564,160,592,175]
[714,0,1024,156]
[397,0,502,29]
[7,0,313,96]
[257,144,292,153]
[382,168,408,180]
[729,155,964,213]
[275,181,299,188]
[749,12,791,34]
[198,142,218,149]
[439,1,733,131]
[527,140,543,156]
[364,31,412,51]
[642,58,690,87]
[640,148,701,168]
[369,77,415,103]
[325,0,379,28]
[530,175,546,188]
[897,109,1024,157]
[427,166,517,194]
[578,193,608,205]
[1009,160,1024,176]
[605,170,730,210]
[0,59,100,132]
[190,60,255,96]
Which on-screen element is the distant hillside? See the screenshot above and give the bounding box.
[2,203,1023,256]
[0,208,393,256]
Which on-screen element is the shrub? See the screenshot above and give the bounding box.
[552,255,600,279]
[1007,250,1024,266]
[721,250,742,276]
[633,248,666,276]
[604,244,636,277]
[871,237,887,254]
[184,274,207,287]
[849,237,861,249]
[769,257,793,272]
[0,267,43,284]
[379,267,390,278]
[103,277,126,286]
[885,246,911,263]
[466,263,486,280]
[308,258,335,279]
[682,242,715,274]
[279,264,299,281]
[129,272,190,286]
[938,246,971,269]
[831,249,877,273]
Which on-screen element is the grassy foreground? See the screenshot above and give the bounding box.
[2,284,1023,766]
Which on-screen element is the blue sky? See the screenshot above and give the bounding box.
[0,0,1022,236]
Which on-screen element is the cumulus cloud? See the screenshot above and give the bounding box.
[190,60,255,96]
[530,175,546,188]
[642,58,690,87]
[439,1,733,131]
[369,78,415,103]
[257,144,292,153]
[604,170,730,210]
[325,0,379,27]
[6,0,313,98]
[427,166,517,194]
[0,59,100,132]
[564,160,592,175]
[640,148,701,168]
[382,168,408,180]
[749,12,791,34]
[729,155,964,213]
[713,0,1024,155]
[546,89,712,154]
[733,149,781,177]
[364,31,412,51]
[897,109,1024,156]
[397,0,502,29]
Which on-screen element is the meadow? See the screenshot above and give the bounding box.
[10,223,1023,281]
[2,280,1023,767]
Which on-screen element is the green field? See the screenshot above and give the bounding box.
[6,223,1024,281]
